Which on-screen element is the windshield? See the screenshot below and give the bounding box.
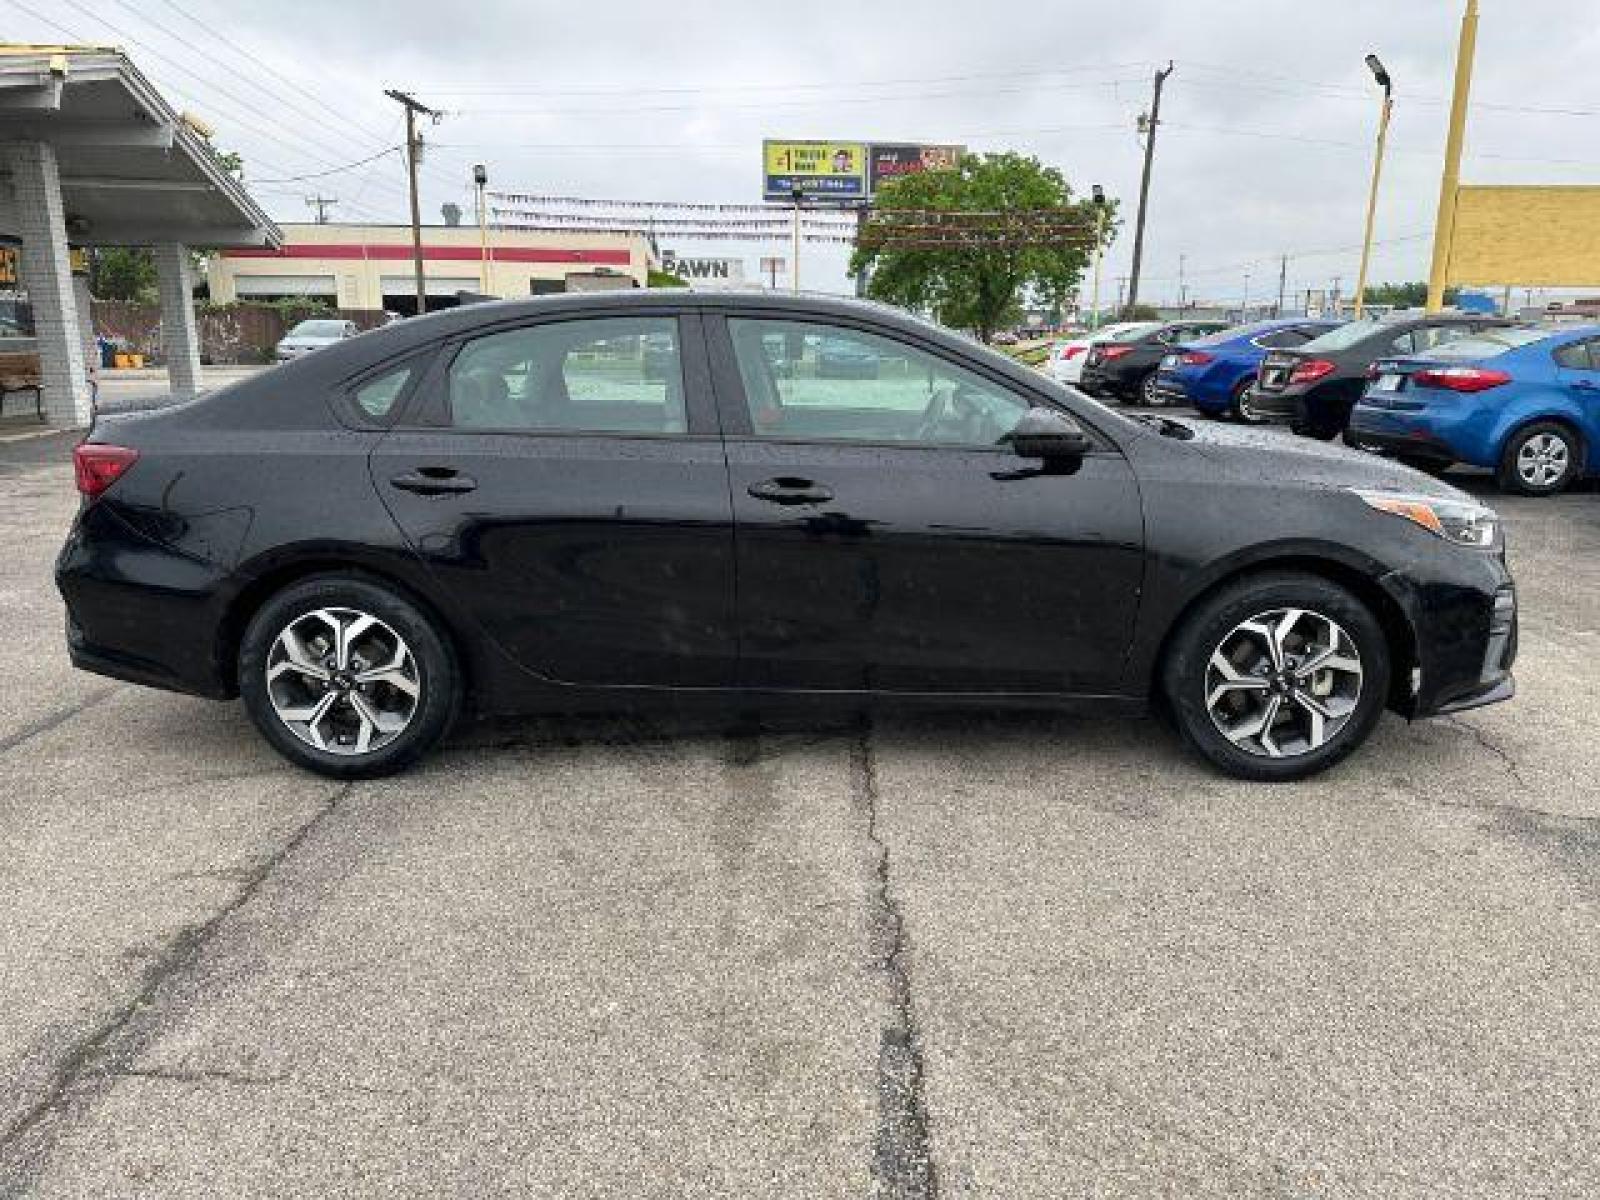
[1301,319,1386,352]
[289,320,346,338]
[1420,327,1555,359]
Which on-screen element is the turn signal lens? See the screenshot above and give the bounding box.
[1353,489,1498,548]
[73,444,139,498]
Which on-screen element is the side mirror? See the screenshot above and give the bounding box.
[1006,408,1093,460]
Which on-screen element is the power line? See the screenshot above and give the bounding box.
[252,146,403,185]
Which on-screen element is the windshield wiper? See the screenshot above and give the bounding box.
[1134,413,1195,440]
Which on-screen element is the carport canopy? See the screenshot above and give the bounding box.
[0,45,281,423]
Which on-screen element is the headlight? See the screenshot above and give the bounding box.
[1353,489,1498,548]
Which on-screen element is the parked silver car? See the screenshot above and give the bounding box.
[274,319,358,362]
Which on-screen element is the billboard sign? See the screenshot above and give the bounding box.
[867,144,963,194]
[763,141,867,203]
[764,141,963,203]
[1446,185,1600,286]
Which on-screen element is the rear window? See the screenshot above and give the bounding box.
[1302,319,1385,352]
[290,320,348,338]
[1188,321,1282,348]
[1104,322,1163,343]
[1422,328,1553,360]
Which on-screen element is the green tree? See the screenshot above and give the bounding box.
[1362,281,1458,309]
[851,152,1114,343]
[88,247,157,302]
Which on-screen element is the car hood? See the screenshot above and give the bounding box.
[1171,418,1474,501]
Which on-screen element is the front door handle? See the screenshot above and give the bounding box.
[747,476,834,506]
[1572,379,1598,391]
[390,467,478,496]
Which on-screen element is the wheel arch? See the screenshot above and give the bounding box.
[1148,554,1418,712]
[1493,406,1590,471]
[215,548,473,701]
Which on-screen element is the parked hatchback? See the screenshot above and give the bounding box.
[1151,318,1343,419]
[1348,323,1600,495]
[60,292,1515,782]
[1249,312,1510,438]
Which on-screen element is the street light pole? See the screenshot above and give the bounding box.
[473,163,490,294]
[1354,53,1393,319]
[1088,184,1107,330]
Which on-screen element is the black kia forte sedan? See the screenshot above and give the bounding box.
[57,292,1517,782]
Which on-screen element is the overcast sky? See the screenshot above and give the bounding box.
[14,0,1600,304]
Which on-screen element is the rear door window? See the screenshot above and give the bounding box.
[1555,339,1599,370]
[444,316,687,434]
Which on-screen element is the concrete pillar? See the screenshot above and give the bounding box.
[154,242,202,396]
[6,140,92,426]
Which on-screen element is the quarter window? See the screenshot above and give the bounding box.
[1555,340,1598,370]
[352,363,415,420]
[726,318,1032,447]
[446,316,686,434]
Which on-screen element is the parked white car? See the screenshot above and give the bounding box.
[1046,321,1162,384]
[274,319,359,363]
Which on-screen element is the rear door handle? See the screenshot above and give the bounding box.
[390,467,477,496]
[747,477,834,506]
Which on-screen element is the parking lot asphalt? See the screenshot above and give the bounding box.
[2,422,1598,1197]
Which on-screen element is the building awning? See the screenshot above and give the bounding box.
[0,45,281,249]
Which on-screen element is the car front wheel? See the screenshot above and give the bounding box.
[1163,572,1391,782]
[238,574,460,778]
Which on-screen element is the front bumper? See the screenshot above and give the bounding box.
[1379,562,1517,720]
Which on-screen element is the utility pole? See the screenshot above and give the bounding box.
[1115,275,1127,315]
[1178,253,1187,310]
[1331,275,1343,315]
[1427,0,1480,312]
[1126,61,1173,314]
[385,89,440,315]
[1241,272,1251,319]
[304,194,337,224]
[1276,254,1289,316]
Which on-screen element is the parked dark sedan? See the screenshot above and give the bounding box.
[1079,319,1230,404]
[59,292,1516,782]
[1247,312,1511,438]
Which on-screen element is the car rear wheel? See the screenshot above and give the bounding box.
[1163,572,1390,782]
[239,574,460,778]
[1497,422,1580,496]
[1230,379,1264,423]
[1140,372,1161,407]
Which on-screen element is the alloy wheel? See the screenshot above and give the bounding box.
[1235,385,1264,423]
[1204,607,1363,758]
[1516,432,1570,489]
[1141,374,1161,406]
[265,607,421,755]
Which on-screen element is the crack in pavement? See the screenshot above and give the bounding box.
[0,686,118,758]
[0,780,351,1190]
[1442,715,1528,788]
[855,723,938,1200]
[114,1065,291,1089]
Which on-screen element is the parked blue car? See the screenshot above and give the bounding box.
[1348,324,1600,496]
[1150,318,1342,418]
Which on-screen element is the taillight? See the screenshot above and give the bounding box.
[1411,366,1512,393]
[1099,344,1134,360]
[1289,358,1336,385]
[1181,351,1214,366]
[73,443,139,498]
[1061,345,1086,360]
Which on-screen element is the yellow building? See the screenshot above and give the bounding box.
[207,223,656,314]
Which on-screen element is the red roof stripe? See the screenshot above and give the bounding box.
[222,243,632,266]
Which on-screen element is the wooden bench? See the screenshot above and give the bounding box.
[0,350,44,421]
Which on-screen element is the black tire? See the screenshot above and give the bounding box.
[1229,378,1261,423]
[1140,372,1161,407]
[1162,571,1391,782]
[1495,421,1581,496]
[238,574,460,779]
